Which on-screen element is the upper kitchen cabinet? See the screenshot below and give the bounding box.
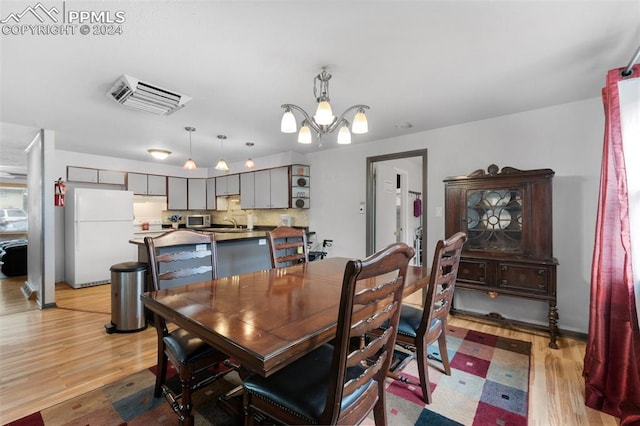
[127,173,167,196]
[206,178,216,210]
[98,169,126,185]
[241,167,289,209]
[167,177,187,210]
[187,178,207,210]
[215,174,240,196]
[67,166,98,183]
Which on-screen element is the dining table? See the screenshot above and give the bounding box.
[141,257,430,378]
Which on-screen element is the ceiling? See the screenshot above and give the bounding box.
[1,1,639,174]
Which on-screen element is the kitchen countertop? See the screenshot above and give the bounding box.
[129,229,268,245]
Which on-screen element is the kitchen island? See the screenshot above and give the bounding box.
[130,228,273,278]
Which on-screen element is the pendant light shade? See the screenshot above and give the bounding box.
[281,68,369,145]
[244,142,256,169]
[215,135,229,171]
[183,126,197,170]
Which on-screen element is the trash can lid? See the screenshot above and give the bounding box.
[110,261,147,272]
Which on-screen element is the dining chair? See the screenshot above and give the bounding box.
[242,242,415,426]
[375,231,467,404]
[265,225,309,268]
[144,229,236,426]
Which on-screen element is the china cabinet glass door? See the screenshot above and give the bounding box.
[465,188,523,252]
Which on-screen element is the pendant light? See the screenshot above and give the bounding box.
[215,135,230,171]
[244,142,256,169]
[183,126,197,170]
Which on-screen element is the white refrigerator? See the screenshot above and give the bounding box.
[65,188,135,288]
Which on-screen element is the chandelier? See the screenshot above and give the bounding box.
[280,69,369,145]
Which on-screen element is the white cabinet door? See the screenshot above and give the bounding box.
[240,172,255,209]
[188,178,207,210]
[227,174,240,195]
[215,174,240,196]
[167,177,187,210]
[270,167,290,208]
[98,169,126,185]
[67,166,98,183]
[147,175,166,196]
[206,178,216,210]
[254,170,271,208]
[127,173,148,194]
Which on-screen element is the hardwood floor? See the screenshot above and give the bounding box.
[0,277,619,425]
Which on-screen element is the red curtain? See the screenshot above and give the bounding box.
[584,64,640,425]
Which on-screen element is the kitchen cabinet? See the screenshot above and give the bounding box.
[444,164,559,348]
[240,172,256,209]
[206,178,216,210]
[215,174,240,196]
[291,164,310,208]
[167,177,187,210]
[240,167,289,209]
[147,175,167,195]
[67,166,98,183]
[127,173,167,196]
[98,169,126,185]
[187,178,207,210]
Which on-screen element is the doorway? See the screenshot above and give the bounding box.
[365,149,427,264]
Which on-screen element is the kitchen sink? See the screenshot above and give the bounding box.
[203,227,248,233]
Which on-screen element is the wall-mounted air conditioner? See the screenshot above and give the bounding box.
[107,75,192,116]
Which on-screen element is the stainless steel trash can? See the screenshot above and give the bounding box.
[105,261,147,333]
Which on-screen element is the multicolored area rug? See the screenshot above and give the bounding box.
[7,326,530,426]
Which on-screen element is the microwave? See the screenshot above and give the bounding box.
[186,214,210,228]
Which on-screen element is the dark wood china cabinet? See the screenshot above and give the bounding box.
[444,164,559,348]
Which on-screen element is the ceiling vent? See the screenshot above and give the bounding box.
[107,75,192,116]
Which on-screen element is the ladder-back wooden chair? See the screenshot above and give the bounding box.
[242,242,415,425]
[145,229,236,426]
[374,231,467,404]
[266,226,309,268]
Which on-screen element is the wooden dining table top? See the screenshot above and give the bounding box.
[141,257,429,377]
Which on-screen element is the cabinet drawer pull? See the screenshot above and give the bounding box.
[537,269,546,275]
[501,279,508,285]
[479,264,486,269]
[501,265,508,271]
[538,284,546,289]
[478,276,485,282]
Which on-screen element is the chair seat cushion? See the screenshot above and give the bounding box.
[381,304,441,339]
[164,328,221,364]
[243,343,369,424]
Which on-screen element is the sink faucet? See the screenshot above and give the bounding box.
[223,217,238,228]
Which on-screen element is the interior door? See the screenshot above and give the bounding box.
[374,162,399,251]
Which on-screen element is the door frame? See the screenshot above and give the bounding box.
[365,149,428,259]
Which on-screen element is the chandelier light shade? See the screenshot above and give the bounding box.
[215,135,230,171]
[147,148,171,160]
[281,68,369,146]
[183,126,197,170]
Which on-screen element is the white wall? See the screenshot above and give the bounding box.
[307,98,603,334]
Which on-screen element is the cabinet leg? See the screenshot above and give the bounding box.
[548,302,559,349]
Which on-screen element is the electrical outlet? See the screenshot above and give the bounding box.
[359,202,365,214]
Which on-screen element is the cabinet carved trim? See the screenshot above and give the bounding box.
[445,164,559,348]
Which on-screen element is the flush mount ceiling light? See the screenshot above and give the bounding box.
[107,75,192,116]
[215,135,230,171]
[281,68,369,146]
[244,142,256,169]
[183,127,197,170]
[147,148,171,160]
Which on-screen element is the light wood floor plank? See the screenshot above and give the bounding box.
[0,277,620,425]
